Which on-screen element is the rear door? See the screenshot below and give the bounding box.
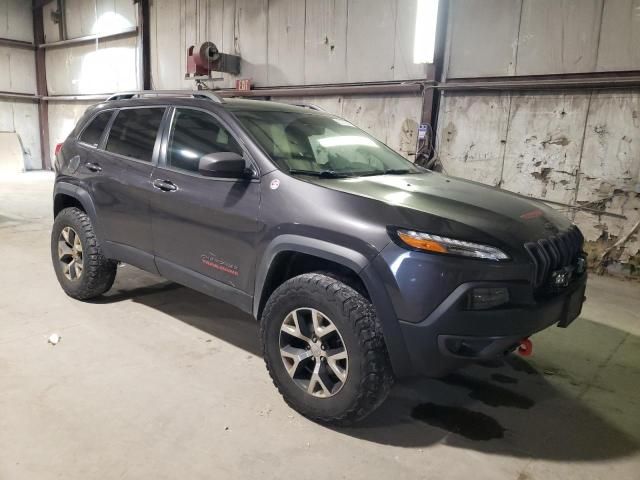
[149,107,261,307]
[84,106,166,272]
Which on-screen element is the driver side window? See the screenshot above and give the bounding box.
[167,109,242,174]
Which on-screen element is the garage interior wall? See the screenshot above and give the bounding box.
[436,0,640,277]
[41,0,425,160]
[0,0,41,170]
[16,0,640,277]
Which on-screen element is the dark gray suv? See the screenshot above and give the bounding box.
[51,90,587,424]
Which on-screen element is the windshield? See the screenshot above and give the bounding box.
[233,110,422,177]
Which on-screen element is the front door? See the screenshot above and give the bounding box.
[150,107,261,306]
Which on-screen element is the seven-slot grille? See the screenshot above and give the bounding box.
[524,226,584,288]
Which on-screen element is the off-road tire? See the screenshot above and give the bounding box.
[261,273,394,425]
[51,207,117,300]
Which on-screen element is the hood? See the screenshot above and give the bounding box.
[305,171,573,247]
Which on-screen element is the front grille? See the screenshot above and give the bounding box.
[524,226,584,288]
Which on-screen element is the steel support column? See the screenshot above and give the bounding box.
[135,0,151,90]
[33,2,51,170]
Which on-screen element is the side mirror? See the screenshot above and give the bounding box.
[198,152,249,178]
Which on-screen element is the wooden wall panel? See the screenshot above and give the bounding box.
[446,0,522,78]
[0,0,34,43]
[597,0,640,71]
[267,0,306,86]
[516,0,603,75]
[0,47,36,94]
[393,0,427,80]
[304,0,348,84]
[0,100,41,170]
[235,0,268,86]
[346,0,396,82]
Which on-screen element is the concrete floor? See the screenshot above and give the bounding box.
[1,172,639,480]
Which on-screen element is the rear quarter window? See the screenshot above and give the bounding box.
[78,111,113,147]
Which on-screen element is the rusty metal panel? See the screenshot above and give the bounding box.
[0,0,34,43]
[267,0,305,86]
[436,92,510,185]
[393,0,427,81]
[597,0,640,71]
[235,0,268,86]
[346,0,396,83]
[304,0,348,84]
[447,0,521,78]
[0,47,37,95]
[516,0,602,75]
[0,99,42,170]
[501,93,590,204]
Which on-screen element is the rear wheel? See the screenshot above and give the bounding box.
[51,207,117,300]
[261,273,394,425]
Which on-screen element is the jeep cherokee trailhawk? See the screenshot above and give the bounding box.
[51,90,587,424]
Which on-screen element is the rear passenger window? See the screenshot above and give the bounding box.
[79,111,113,147]
[105,108,165,162]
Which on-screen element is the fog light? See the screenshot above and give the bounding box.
[468,287,509,310]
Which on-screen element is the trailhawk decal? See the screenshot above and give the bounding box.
[200,252,239,277]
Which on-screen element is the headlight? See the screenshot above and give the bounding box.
[395,229,510,261]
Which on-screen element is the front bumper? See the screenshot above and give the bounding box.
[398,273,587,377]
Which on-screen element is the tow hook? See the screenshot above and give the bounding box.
[518,338,533,356]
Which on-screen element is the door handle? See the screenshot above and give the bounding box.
[152,179,178,192]
[85,162,102,172]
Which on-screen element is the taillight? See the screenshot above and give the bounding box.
[54,143,63,156]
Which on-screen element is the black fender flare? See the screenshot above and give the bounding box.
[53,182,102,240]
[253,235,412,377]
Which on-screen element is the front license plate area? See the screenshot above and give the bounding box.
[557,284,586,328]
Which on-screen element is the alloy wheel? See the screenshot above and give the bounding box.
[279,308,349,398]
[58,226,84,281]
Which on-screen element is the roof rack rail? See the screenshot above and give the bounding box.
[289,103,326,112]
[105,90,224,103]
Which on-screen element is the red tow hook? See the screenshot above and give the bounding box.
[518,338,533,356]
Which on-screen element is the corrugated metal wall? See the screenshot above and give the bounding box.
[437,0,640,276]
[149,0,426,89]
[0,0,41,170]
[43,0,425,161]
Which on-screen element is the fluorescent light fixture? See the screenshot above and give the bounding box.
[413,0,439,64]
[318,136,377,148]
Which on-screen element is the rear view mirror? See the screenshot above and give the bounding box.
[198,152,249,178]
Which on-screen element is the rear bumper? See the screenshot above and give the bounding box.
[397,273,587,377]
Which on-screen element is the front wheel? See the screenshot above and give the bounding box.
[260,273,394,425]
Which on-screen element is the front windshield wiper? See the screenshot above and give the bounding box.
[357,168,415,177]
[288,169,350,178]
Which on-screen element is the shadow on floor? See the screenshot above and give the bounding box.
[102,268,640,462]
